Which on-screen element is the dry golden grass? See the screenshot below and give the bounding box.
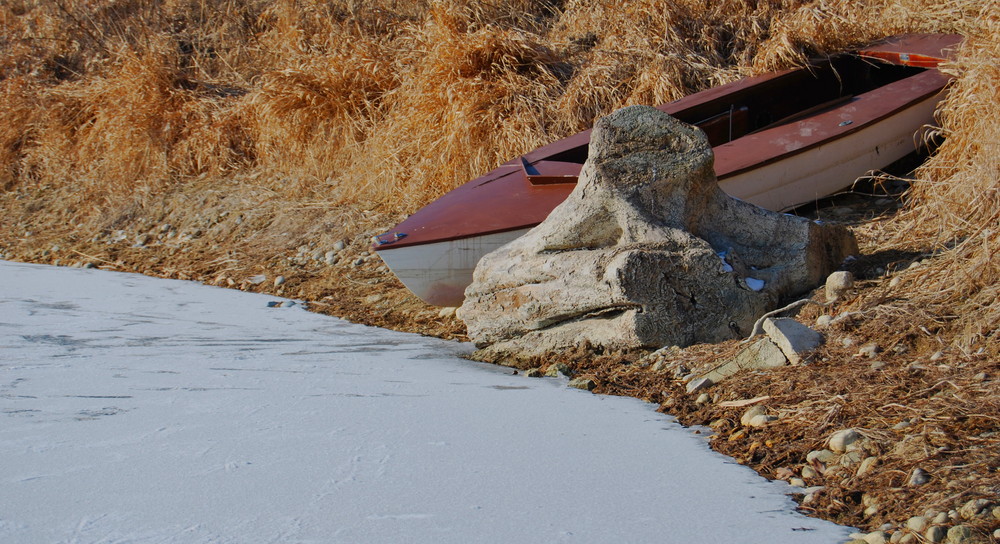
[0,0,997,353]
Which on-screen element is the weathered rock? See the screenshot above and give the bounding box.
[826,270,854,301]
[864,531,888,544]
[685,376,713,393]
[829,428,860,453]
[806,449,836,464]
[906,516,929,532]
[459,105,857,359]
[925,526,946,544]
[747,414,777,427]
[697,337,787,386]
[545,362,571,378]
[945,525,973,543]
[568,378,596,391]
[763,317,823,364]
[858,343,881,358]
[740,405,767,426]
[958,498,992,519]
[856,456,879,477]
[909,467,930,486]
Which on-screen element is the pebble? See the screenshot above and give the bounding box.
[993,506,1000,520]
[898,534,916,544]
[947,525,975,543]
[893,419,912,430]
[906,515,928,532]
[815,314,833,327]
[741,406,767,426]
[333,240,346,251]
[857,343,880,358]
[863,531,888,544]
[972,372,987,381]
[364,294,383,304]
[828,428,860,453]
[958,498,991,519]
[856,456,878,477]
[890,531,904,543]
[932,512,949,525]
[806,449,836,464]
[839,450,862,466]
[870,361,886,371]
[800,465,818,479]
[274,275,286,287]
[994,529,1000,540]
[685,377,712,394]
[324,251,338,265]
[908,467,930,486]
[924,526,946,543]
[747,414,777,427]
[524,368,543,377]
[789,477,805,487]
[437,307,457,319]
[825,270,854,301]
[929,350,944,361]
[247,274,266,285]
[568,378,596,391]
[695,393,710,404]
[545,363,571,378]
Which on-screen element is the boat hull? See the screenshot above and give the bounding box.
[380,92,941,307]
[375,34,960,307]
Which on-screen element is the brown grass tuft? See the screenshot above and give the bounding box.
[0,0,996,352]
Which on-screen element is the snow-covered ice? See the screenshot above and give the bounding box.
[0,261,852,543]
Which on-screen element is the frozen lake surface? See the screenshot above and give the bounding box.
[0,261,851,543]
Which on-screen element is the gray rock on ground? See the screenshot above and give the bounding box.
[459,105,857,360]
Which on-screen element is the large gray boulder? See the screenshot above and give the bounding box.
[458,105,857,361]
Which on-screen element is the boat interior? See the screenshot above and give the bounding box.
[544,55,928,164]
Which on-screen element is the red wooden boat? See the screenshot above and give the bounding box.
[374,34,960,306]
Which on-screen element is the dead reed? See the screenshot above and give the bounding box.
[0,0,996,353]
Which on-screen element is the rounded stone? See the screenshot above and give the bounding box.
[825,270,854,301]
[828,428,860,453]
[945,525,973,543]
[863,531,888,544]
[274,275,286,287]
[958,498,991,519]
[816,314,833,327]
[906,515,928,532]
[932,512,949,524]
[806,449,836,464]
[908,467,930,486]
[924,525,946,543]
[748,414,777,427]
[741,405,767,426]
[856,456,879,477]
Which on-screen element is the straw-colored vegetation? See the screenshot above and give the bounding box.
[2,0,993,352]
[2,0,998,535]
